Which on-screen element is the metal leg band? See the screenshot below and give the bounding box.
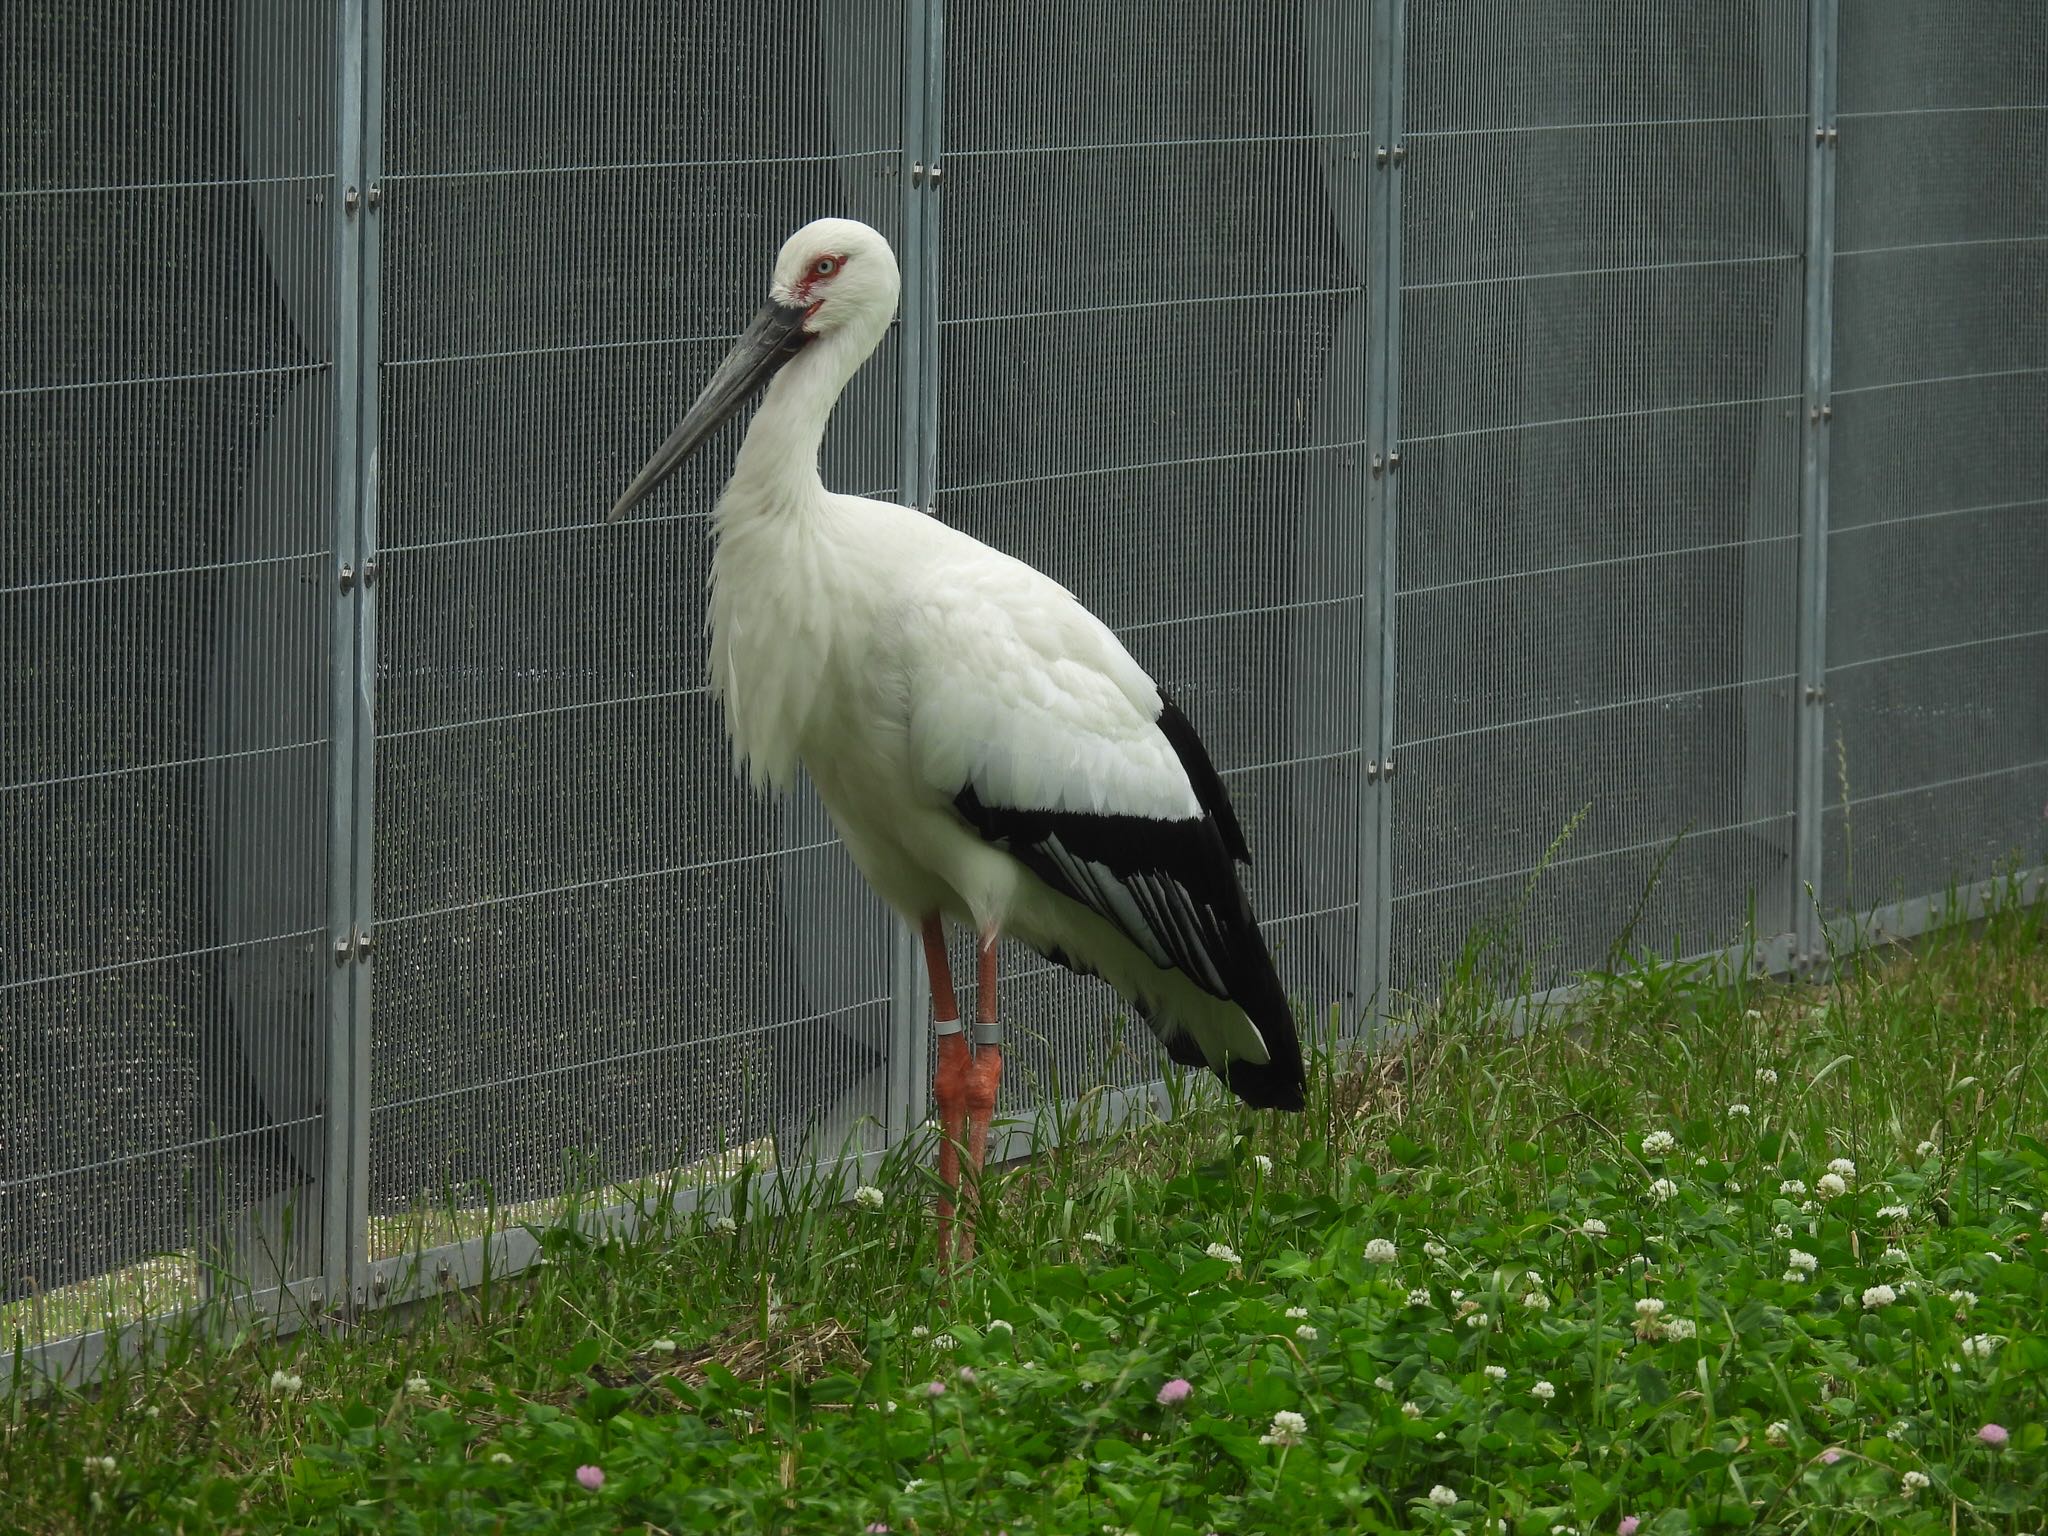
[972,1019,1003,1048]
[934,1015,965,1037]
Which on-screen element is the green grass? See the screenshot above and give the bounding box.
[5,900,2046,1534]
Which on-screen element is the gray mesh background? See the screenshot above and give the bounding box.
[7,0,2045,1361]
[3,4,336,1303]
[1390,1,1809,994]
[932,2,1374,1108]
[367,1,904,1220]
[1822,1,2048,906]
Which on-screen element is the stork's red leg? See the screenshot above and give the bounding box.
[923,914,969,1269]
[956,927,1004,1265]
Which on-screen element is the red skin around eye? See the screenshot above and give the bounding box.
[793,255,848,301]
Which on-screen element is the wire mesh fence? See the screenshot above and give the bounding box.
[4,0,2044,1379]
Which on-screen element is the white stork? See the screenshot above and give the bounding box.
[609,217,1305,1264]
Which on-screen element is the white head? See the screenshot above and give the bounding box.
[768,216,900,349]
[607,217,899,521]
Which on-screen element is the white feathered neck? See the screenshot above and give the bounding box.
[706,322,885,792]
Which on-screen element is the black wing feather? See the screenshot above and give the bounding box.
[1155,695,1250,864]
[950,689,1304,1111]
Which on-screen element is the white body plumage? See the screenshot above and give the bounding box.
[614,218,1303,1106]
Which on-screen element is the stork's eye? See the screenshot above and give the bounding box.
[811,256,840,278]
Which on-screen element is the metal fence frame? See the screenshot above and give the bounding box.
[8,0,2043,1392]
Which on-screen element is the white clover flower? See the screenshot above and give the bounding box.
[1882,1246,1908,1266]
[1428,1485,1458,1508]
[1284,1305,1309,1320]
[1782,1269,1806,1283]
[1862,1284,1897,1310]
[1817,1173,1847,1199]
[1728,1103,1751,1118]
[911,1324,931,1339]
[1252,1153,1273,1175]
[648,1338,678,1355]
[1205,1242,1241,1264]
[1465,1311,1490,1330]
[1522,1291,1552,1312]
[931,1333,957,1351]
[1401,1399,1422,1417]
[489,1451,514,1465]
[1260,1409,1309,1447]
[2039,1207,2047,1230]
[1484,1364,1507,1381]
[1787,1249,1819,1274]
[1916,1140,1936,1158]
[1694,1155,1711,1168]
[1641,1130,1678,1157]
[1757,1067,1779,1086]
[1727,1179,1743,1194]
[1901,1470,1930,1496]
[904,1477,926,1493]
[1635,1297,1667,1318]
[708,1214,738,1235]
[1948,1290,1976,1307]
[1080,1230,1107,1246]
[1450,1288,1465,1301]
[1660,1317,1697,1341]
[986,1318,1013,1336]
[404,1374,430,1395]
[853,1184,885,1211]
[1295,1324,1318,1341]
[1406,1287,1431,1306]
[1580,1217,1608,1237]
[1364,1238,1398,1264]
[1772,1221,1793,1238]
[1766,1420,1790,1445]
[1745,1008,1762,1021]
[268,1369,303,1397]
[1827,1158,1856,1180]
[1648,1177,1678,1203]
[1876,1204,1910,1221]
[1531,1380,1556,1401]
[1374,1375,1395,1392]
[1422,1239,1449,1260]
[86,1456,117,1475]
[1779,1179,1807,1196]
[1960,1333,2004,1359]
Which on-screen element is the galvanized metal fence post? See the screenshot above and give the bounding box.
[1794,0,1839,970]
[887,0,944,1144]
[341,0,386,1314]
[1360,0,1406,1037]
[324,0,371,1315]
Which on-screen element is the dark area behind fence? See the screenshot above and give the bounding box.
[4,1,2043,1369]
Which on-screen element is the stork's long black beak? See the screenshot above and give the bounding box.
[606,299,814,522]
